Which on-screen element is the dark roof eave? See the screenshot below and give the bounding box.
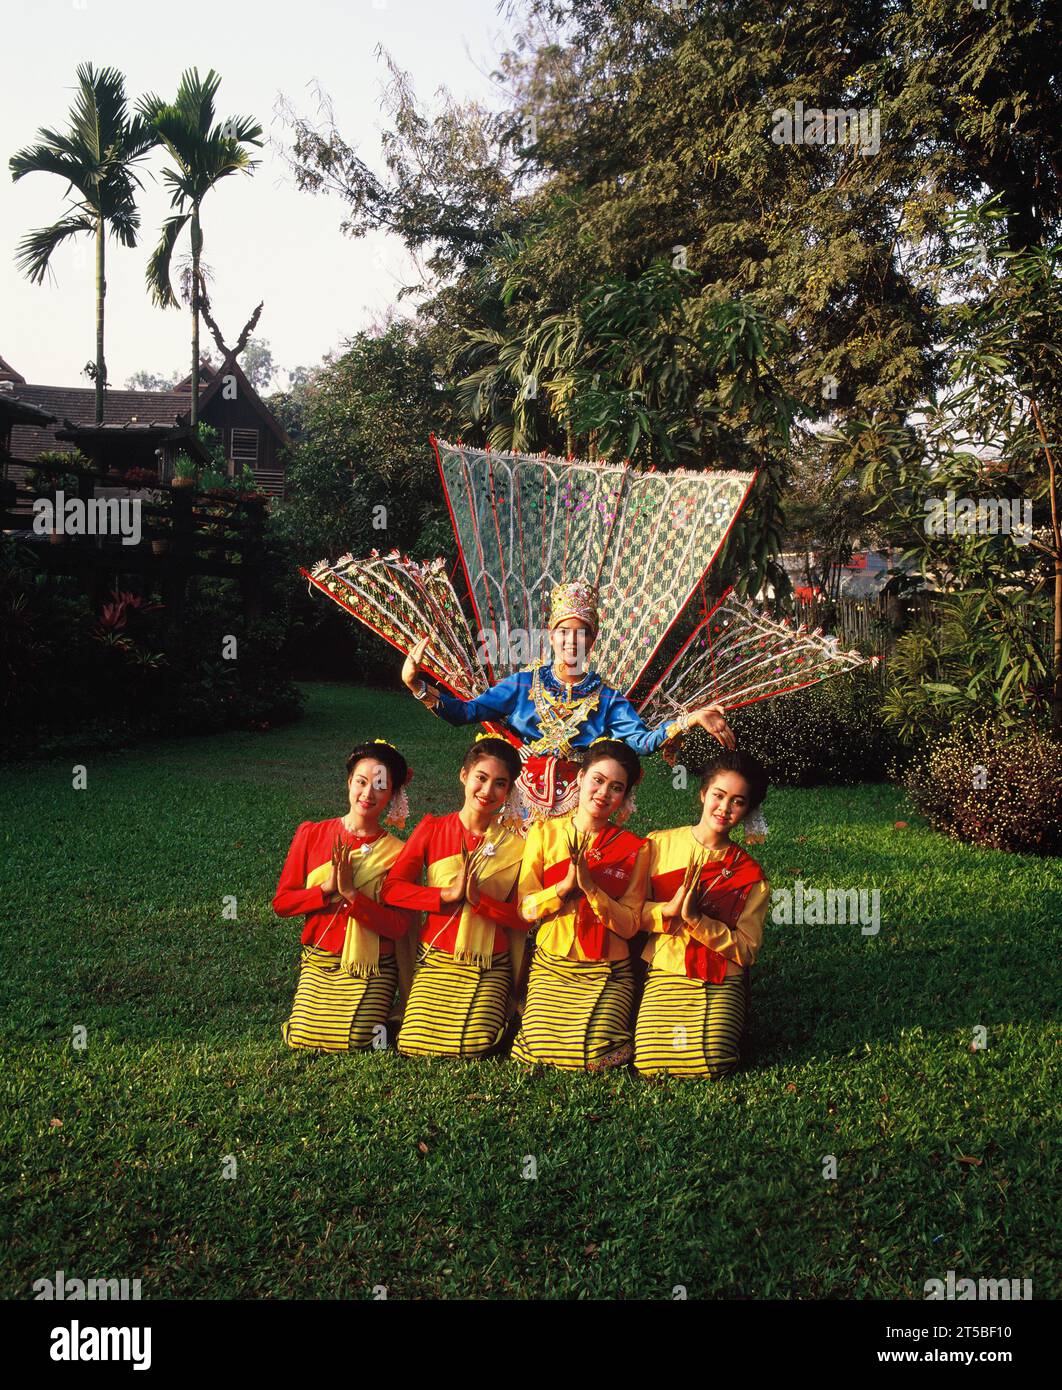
[197,354,292,448]
[54,420,214,464]
[0,401,57,426]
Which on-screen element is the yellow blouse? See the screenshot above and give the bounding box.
[518,814,650,962]
[640,825,770,978]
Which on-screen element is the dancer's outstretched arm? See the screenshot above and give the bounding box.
[401,633,521,725]
[603,688,736,753]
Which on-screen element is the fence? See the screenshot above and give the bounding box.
[792,592,1054,673]
[1,473,267,625]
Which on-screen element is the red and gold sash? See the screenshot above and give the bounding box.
[543,823,642,959]
[306,831,403,976]
[684,845,764,982]
[425,823,524,967]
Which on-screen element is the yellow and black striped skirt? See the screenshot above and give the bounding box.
[397,946,512,1058]
[633,967,747,1078]
[511,949,634,1071]
[283,945,398,1053]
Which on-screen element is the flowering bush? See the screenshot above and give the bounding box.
[682,670,904,786]
[118,467,160,488]
[905,721,1062,855]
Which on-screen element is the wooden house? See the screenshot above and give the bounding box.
[1,352,291,497]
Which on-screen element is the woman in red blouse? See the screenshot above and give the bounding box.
[274,740,413,1051]
[383,735,528,1058]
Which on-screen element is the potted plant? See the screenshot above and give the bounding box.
[171,456,197,491]
[199,468,232,498]
[233,463,265,501]
[151,517,173,556]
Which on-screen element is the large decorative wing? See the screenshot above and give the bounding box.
[638,587,879,722]
[432,436,756,695]
[302,550,488,699]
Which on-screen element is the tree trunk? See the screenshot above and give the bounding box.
[190,208,202,429]
[1032,401,1062,736]
[1053,555,1062,737]
[95,214,106,426]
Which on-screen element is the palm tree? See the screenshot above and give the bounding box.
[10,64,156,424]
[139,69,262,428]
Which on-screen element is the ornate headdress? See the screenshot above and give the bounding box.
[548,580,599,635]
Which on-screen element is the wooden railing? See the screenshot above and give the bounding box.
[791,591,1054,671]
[1,473,267,621]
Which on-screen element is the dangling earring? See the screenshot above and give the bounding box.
[614,789,637,826]
[384,785,410,830]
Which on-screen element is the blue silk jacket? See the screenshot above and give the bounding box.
[432,663,672,756]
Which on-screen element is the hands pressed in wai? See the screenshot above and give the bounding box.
[661,854,707,935]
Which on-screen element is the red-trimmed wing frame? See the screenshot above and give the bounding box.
[301,552,489,700]
[637,586,879,719]
[431,434,758,697]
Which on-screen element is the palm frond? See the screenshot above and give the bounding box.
[9,141,87,191]
[174,67,222,137]
[69,63,129,161]
[108,202,141,248]
[14,213,95,283]
[146,212,190,307]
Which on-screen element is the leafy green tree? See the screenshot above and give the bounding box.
[277,58,521,284]
[276,321,456,563]
[272,322,457,675]
[10,64,156,423]
[830,201,1061,738]
[281,3,1061,610]
[125,369,180,391]
[454,254,802,594]
[784,430,900,603]
[140,69,262,427]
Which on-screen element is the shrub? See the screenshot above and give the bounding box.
[904,721,1062,855]
[0,538,304,757]
[680,670,905,786]
[878,593,1051,745]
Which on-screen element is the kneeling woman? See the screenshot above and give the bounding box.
[513,739,649,1071]
[382,735,526,1058]
[274,740,414,1051]
[634,750,770,1079]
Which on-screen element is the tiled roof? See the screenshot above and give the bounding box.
[9,384,189,463]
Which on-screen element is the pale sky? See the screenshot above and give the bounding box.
[1,0,517,389]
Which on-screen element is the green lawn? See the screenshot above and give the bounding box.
[1,683,1059,1299]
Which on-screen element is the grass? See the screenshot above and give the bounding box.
[1,682,1059,1299]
